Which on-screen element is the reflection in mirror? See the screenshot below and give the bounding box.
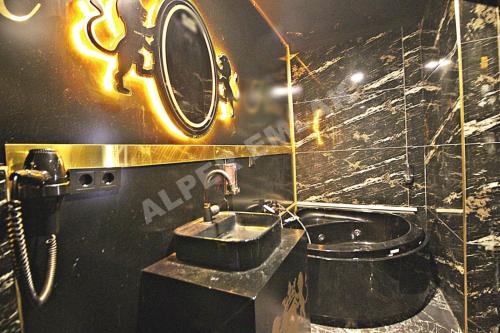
[156,2,218,136]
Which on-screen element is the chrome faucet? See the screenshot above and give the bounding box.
[203,168,239,222]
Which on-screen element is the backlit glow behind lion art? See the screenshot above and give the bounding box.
[68,0,239,140]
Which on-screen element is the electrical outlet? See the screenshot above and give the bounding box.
[69,168,121,194]
[96,169,120,189]
[70,170,96,192]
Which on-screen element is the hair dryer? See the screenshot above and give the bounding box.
[5,149,69,306]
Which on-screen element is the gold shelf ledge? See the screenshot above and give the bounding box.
[5,144,292,172]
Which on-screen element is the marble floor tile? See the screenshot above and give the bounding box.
[311,289,462,333]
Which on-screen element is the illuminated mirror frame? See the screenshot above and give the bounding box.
[154,0,218,137]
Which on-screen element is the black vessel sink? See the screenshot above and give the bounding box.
[174,212,281,271]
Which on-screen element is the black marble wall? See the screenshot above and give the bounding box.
[429,2,500,331]
[287,0,498,331]
[291,11,426,209]
[421,1,466,328]
[460,1,499,332]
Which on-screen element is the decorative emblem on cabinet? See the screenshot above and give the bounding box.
[70,0,238,138]
[272,272,308,333]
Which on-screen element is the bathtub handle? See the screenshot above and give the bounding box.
[297,201,418,214]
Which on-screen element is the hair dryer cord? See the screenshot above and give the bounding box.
[5,200,57,306]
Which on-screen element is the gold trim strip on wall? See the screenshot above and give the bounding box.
[286,45,298,205]
[5,144,292,172]
[453,0,468,330]
[250,0,288,47]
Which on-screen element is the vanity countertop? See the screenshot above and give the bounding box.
[143,228,304,299]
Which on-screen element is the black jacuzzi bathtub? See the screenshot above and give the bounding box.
[296,208,433,328]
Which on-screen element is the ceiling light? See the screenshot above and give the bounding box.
[425,60,439,69]
[438,58,451,67]
[425,58,452,70]
[270,85,302,98]
[350,72,364,83]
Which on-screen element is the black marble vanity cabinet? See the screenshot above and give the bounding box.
[138,228,310,333]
